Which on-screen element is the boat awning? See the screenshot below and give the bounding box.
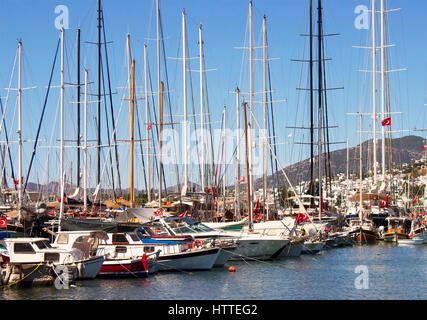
[349,193,388,202]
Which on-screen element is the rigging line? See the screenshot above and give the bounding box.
[23,38,60,194]
[100,56,116,198]
[266,31,279,207]
[321,26,332,194]
[101,8,122,194]
[0,97,16,190]
[147,51,161,189]
[203,50,215,193]
[135,99,148,194]
[159,12,177,193]
[185,32,202,188]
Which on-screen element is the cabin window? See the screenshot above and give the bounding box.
[56,234,69,244]
[35,240,52,249]
[13,243,36,254]
[143,246,155,253]
[129,234,141,242]
[44,252,60,262]
[115,246,127,254]
[112,234,129,244]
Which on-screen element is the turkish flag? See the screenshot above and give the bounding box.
[380,196,389,208]
[147,125,152,130]
[177,211,187,218]
[238,176,245,183]
[381,117,391,126]
[0,217,7,228]
[422,145,426,151]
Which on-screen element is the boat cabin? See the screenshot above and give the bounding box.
[3,238,76,264]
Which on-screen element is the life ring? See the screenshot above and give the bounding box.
[192,239,204,249]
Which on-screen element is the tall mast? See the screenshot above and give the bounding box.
[17,40,22,221]
[262,15,267,218]
[59,27,65,232]
[248,1,254,204]
[159,82,164,210]
[129,60,135,208]
[243,102,253,231]
[144,44,151,202]
[97,0,102,189]
[309,0,315,198]
[76,29,81,188]
[84,69,88,211]
[317,0,323,219]
[235,87,241,219]
[182,9,188,195]
[199,24,205,193]
[380,0,386,180]
[359,114,363,244]
[372,0,378,184]
[223,105,227,215]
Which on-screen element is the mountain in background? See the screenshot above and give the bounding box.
[255,135,426,189]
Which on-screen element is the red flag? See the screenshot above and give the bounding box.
[422,145,426,151]
[0,217,6,228]
[177,211,187,218]
[147,125,152,130]
[412,198,418,204]
[238,176,245,183]
[154,208,163,216]
[381,117,391,126]
[380,196,389,208]
[14,177,23,186]
[295,214,309,224]
[253,199,260,214]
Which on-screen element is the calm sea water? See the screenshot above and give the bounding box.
[1,243,426,300]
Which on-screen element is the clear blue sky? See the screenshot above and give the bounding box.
[0,0,425,192]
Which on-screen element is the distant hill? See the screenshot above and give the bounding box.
[254,135,426,189]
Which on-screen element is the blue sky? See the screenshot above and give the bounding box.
[0,0,425,192]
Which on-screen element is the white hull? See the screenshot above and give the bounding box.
[229,238,289,261]
[157,248,220,271]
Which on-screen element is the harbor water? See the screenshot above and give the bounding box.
[1,243,426,300]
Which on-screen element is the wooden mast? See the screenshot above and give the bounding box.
[83,69,88,212]
[76,28,81,188]
[144,44,151,202]
[17,40,23,221]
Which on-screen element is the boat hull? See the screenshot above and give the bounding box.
[72,256,105,279]
[98,257,148,278]
[229,238,290,261]
[157,247,220,271]
[278,241,303,257]
[301,241,325,254]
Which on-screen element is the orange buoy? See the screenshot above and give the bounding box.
[228,266,236,272]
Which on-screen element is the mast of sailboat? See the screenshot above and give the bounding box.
[182,9,188,196]
[17,40,22,221]
[371,0,378,185]
[243,102,253,231]
[130,59,135,208]
[317,0,323,220]
[126,34,134,207]
[58,27,65,233]
[199,24,205,193]
[223,105,226,215]
[235,87,241,219]
[380,0,386,181]
[83,69,88,212]
[144,44,151,202]
[97,0,102,190]
[159,81,164,210]
[359,113,363,244]
[248,1,254,205]
[262,15,267,220]
[76,29,81,189]
[309,0,315,200]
